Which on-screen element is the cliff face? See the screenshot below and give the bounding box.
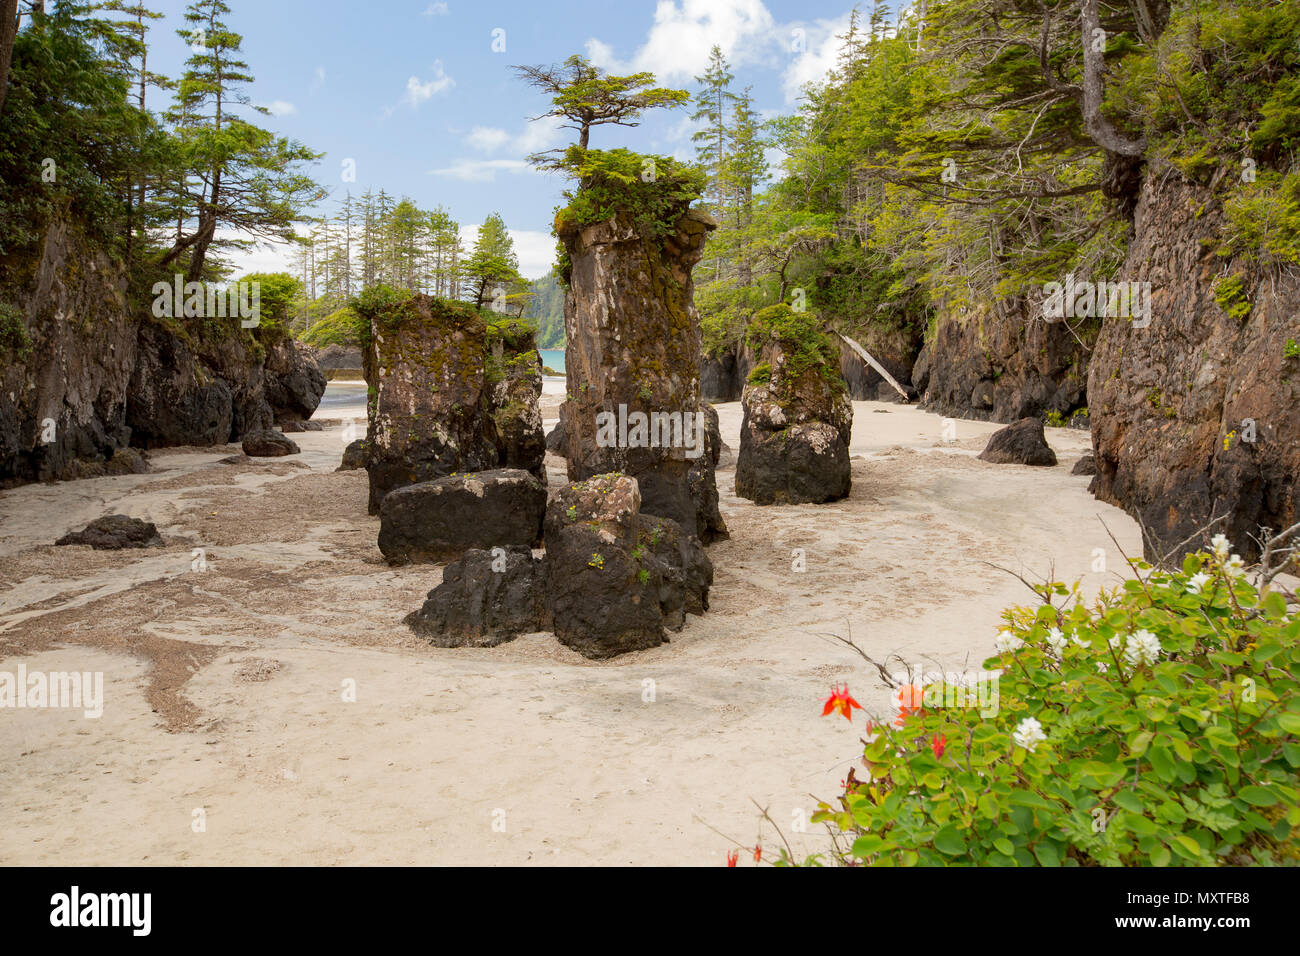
[1088,174,1300,561]
[0,217,325,486]
[913,301,1094,424]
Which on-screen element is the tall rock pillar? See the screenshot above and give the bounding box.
[557,200,724,540]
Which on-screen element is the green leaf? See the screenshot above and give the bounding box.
[933,826,966,856]
[1277,712,1300,735]
[1113,791,1144,814]
[1238,786,1279,807]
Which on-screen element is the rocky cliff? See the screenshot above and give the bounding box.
[0,218,325,486]
[913,301,1094,424]
[1088,173,1300,561]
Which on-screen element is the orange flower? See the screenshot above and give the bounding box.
[726,850,738,867]
[930,733,947,758]
[753,845,762,863]
[893,683,927,727]
[822,684,863,721]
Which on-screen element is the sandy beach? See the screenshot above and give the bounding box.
[0,387,1142,865]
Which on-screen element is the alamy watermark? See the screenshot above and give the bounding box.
[151,274,261,328]
[890,670,1000,719]
[595,404,705,459]
[0,664,103,718]
[1041,274,1151,329]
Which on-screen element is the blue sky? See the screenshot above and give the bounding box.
[140,0,867,277]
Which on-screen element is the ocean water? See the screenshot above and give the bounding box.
[539,349,565,375]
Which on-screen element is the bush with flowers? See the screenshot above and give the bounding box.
[795,537,1300,866]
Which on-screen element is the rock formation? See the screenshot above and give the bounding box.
[735,305,853,505]
[358,293,544,514]
[977,418,1058,466]
[56,515,162,550]
[542,473,711,659]
[0,218,325,487]
[913,301,1093,424]
[556,200,724,539]
[405,546,549,648]
[242,429,300,458]
[1088,173,1300,561]
[377,468,547,566]
[404,473,712,658]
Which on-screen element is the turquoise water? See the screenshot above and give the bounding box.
[539,349,565,374]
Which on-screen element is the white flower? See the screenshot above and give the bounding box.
[1186,571,1212,595]
[1096,661,1109,674]
[1211,534,1231,560]
[995,630,1024,654]
[1045,627,1068,659]
[1013,717,1047,752]
[1225,554,1246,578]
[1124,629,1163,667]
[1072,632,1092,650]
[1108,634,1123,650]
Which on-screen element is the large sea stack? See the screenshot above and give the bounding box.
[555,151,724,540]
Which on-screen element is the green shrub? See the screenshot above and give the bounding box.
[553,147,706,283]
[0,301,31,359]
[300,305,365,347]
[745,303,843,389]
[800,539,1300,867]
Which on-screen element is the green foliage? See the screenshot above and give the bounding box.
[350,284,415,350]
[1285,338,1300,361]
[554,148,705,256]
[805,545,1300,867]
[745,303,842,388]
[0,301,31,359]
[1213,273,1253,321]
[463,212,522,310]
[237,271,298,339]
[299,306,365,348]
[523,268,565,348]
[0,4,152,265]
[514,53,689,162]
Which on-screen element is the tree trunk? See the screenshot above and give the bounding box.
[1080,0,1144,158]
[0,0,20,117]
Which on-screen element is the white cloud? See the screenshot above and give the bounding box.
[312,66,326,90]
[428,158,530,182]
[460,225,556,280]
[217,229,300,279]
[422,1,449,15]
[405,61,455,107]
[513,115,564,154]
[584,1,852,106]
[780,13,853,102]
[261,100,297,117]
[585,0,780,81]
[467,126,511,152]
[459,116,563,157]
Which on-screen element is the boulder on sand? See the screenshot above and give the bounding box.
[241,429,300,457]
[56,514,162,550]
[541,473,712,659]
[1072,453,1097,476]
[541,474,665,658]
[337,439,367,471]
[977,417,1058,466]
[735,305,853,505]
[377,468,546,565]
[405,545,549,647]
